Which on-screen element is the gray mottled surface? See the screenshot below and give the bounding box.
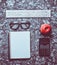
[0,0,57,65]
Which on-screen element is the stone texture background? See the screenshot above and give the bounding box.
[0,0,57,65]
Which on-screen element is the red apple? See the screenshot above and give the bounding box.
[40,24,51,34]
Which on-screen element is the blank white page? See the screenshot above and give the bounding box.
[9,31,30,59]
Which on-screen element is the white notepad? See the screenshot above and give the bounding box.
[9,31,30,59]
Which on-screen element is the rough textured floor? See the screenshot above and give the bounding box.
[0,0,57,65]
